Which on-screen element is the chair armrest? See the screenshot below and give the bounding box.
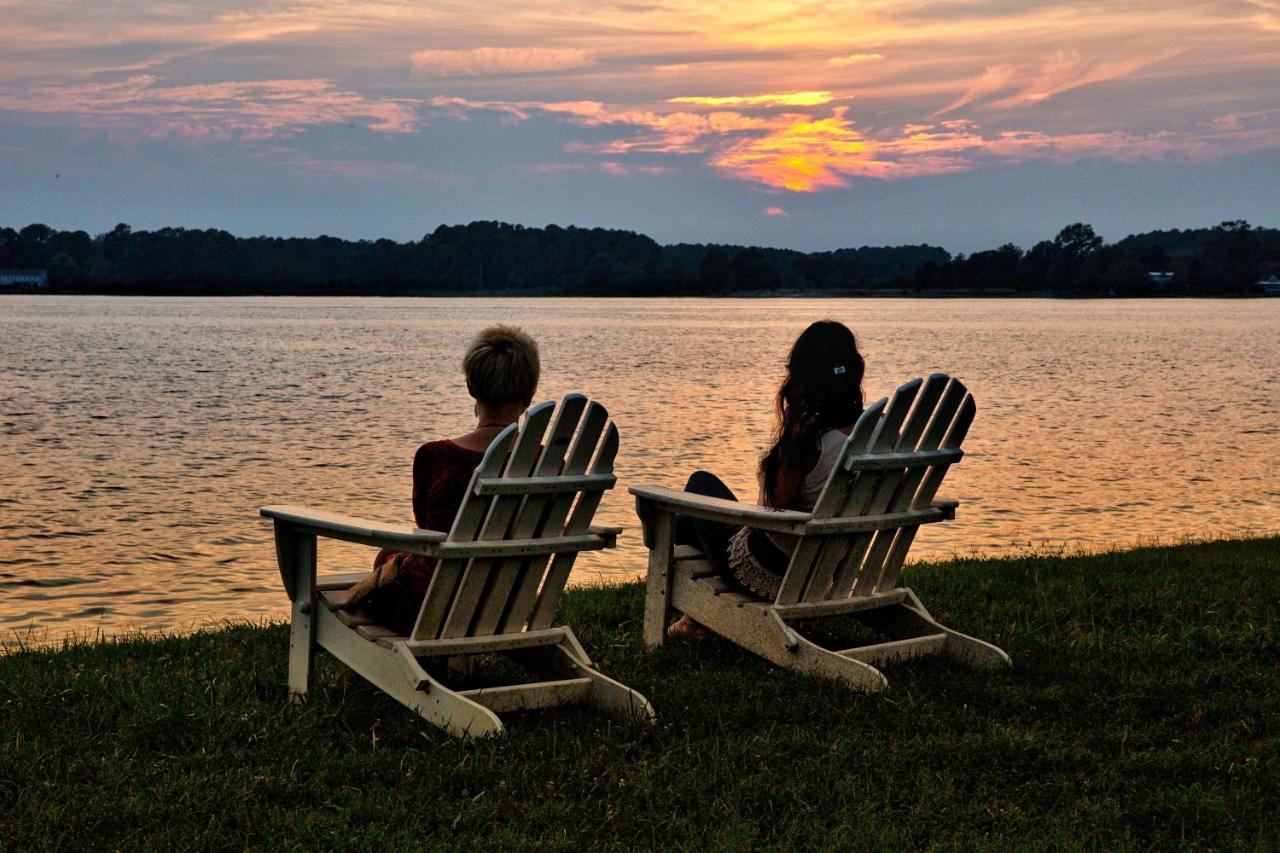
[261,505,447,555]
[628,485,811,535]
[588,524,623,548]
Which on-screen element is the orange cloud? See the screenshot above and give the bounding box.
[429,89,1280,191]
[712,108,889,190]
[669,91,836,108]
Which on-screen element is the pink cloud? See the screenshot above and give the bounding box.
[763,206,790,217]
[410,47,591,77]
[0,75,419,138]
[827,53,885,67]
[937,50,1181,115]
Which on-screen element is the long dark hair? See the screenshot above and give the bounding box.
[759,320,865,505]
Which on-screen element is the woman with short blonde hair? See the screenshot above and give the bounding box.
[463,324,540,407]
[343,325,541,632]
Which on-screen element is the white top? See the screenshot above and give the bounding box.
[797,428,850,510]
[755,428,853,573]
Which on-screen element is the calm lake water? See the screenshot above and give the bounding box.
[2,296,1277,640]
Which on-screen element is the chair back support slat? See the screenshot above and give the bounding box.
[806,378,923,601]
[439,402,560,638]
[770,374,975,608]
[468,395,593,635]
[874,393,974,591]
[778,385,917,606]
[411,426,518,641]
[814,376,942,601]
[408,396,617,643]
[520,416,618,631]
[789,397,895,603]
[841,374,960,597]
[850,376,965,595]
[772,398,886,605]
[527,423,618,630]
[832,379,964,598]
[826,379,964,598]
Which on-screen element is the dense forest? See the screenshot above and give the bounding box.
[2,220,1277,296]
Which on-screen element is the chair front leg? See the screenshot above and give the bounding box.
[641,506,674,648]
[275,523,318,700]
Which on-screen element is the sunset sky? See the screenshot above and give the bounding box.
[3,0,1279,251]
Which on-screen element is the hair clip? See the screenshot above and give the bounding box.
[833,365,846,375]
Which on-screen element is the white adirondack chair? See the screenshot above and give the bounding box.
[262,394,656,738]
[632,374,1010,692]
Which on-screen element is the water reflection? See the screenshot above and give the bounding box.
[1,296,1277,639]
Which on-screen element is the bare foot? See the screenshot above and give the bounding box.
[668,614,713,640]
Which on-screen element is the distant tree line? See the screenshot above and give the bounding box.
[917,221,1280,295]
[1,219,1276,296]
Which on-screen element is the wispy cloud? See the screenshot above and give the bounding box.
[1,0,1278,227]
[827,53,885,66]
[0,76,419,138]
[430,93,1280,191]
[986,49,1182,109]
[936,49,1181,114]
[410,47,591,77]
[669,91,837,108]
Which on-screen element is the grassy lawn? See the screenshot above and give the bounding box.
[2,537,1278,850]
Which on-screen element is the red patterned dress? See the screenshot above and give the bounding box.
[364,440,486,634]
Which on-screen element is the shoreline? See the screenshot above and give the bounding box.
[5,534,1277,654]
[6,289,1279,299]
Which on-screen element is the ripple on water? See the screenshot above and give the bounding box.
[0,295,1276,640]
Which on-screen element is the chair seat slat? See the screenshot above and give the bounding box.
[316,572,371,592]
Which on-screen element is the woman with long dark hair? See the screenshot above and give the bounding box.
[670,320,865,637]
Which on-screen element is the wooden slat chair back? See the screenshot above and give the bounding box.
[262,394,655,738]
[632,374,1010,693]
[413,394,618,643]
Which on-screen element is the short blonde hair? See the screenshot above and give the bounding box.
[463,325,540,405]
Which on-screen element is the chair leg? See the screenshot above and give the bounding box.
[281,529,317,701]
[642,510,674,648]
[287,601,316,701]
